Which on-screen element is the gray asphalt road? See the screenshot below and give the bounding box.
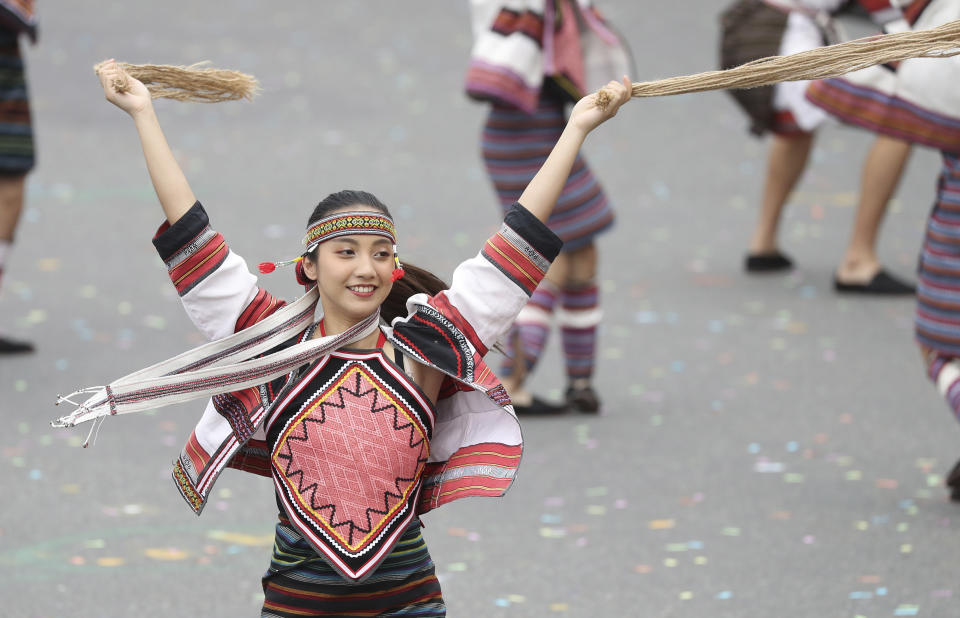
[1,2,957,617]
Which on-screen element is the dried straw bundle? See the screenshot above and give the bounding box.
[93,60,259,103]
[596,18,960,107]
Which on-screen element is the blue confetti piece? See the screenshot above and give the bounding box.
[651,181,670,200]
[671,360,686,373]
[635,311,659,325]
[708,320,725,333]
[786,441,799,453]
[894,606,920,616]
[748,443,761,454]
[495,599,510,608]
[715,591,733,600]
[849,591,873,600]
[29,469,42,480]
[687,540,704,550]
[876,587,888,596]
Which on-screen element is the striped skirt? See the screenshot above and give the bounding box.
[482,94,614,251]
[806,0,960,153]
[916,153,960,356]
[0,28,32,174]
[262,517,445,617]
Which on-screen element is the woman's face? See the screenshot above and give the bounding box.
[301,206,396,325]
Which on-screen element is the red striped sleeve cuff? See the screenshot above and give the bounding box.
[481,202,562,296]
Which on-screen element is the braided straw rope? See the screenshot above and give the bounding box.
[92,60,259,103]
[596,19,960,107]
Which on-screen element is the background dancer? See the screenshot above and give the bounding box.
[722,0,916,294]
[466,0,632,413]
[0,0,37,353]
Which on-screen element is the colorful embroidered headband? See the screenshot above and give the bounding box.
[258,210,405,282]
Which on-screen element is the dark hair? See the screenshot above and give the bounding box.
[301,190,447,324]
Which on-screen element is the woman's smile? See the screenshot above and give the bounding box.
[348,284,377,297]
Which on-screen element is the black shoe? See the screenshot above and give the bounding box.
[0,335,34,354]
[565,385,601,413]
[745,251,794,273]
[947,458,960,502]
[833,269,915,295]
[512,396,567,416]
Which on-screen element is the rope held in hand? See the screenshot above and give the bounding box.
[595,19,960,108]
[93,60,259,103]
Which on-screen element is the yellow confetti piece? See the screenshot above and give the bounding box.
[448,562,468,572]
[37,258,61,272]
[61,483,82,494]
[855,521,870,531]
[900,544,913,554]
[664,558,678,567]
[586,505,607,516]
[783,473,804,483]
[649,519,675,530]
[83,539,106,549]
[549,603,569,612]
[79,284,97,298]
[96,557,125,567]
[721,527,741,537]
[507,595,526,603]
[144,547,189,561]
[539,527,566,539]
[143,315,167,330]
[897,523,909,533]
[845,470,862,481]
[26,309,47,324]
[585,486,608,497]
[679,591,694,600]
[694,556,708,565]
[786,321,807,334]
[207,530,273,546]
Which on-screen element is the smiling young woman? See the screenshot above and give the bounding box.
[56,60,631,616]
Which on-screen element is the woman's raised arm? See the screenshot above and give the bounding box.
[518,76,632,223]
[97,59,196,225]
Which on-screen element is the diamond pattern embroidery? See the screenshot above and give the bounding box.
[273,362,428,552]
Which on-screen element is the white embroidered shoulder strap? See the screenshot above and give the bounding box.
[52,287,379,429]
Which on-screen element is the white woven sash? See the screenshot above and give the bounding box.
[52,287,380,428]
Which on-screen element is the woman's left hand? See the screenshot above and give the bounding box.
[568,76,633,135]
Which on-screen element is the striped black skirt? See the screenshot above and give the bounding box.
[916,152,960,356]
[261,516,445,617]
[0,29,32,175]
[482,94,614,251]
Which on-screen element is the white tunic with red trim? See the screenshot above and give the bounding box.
[151,200,562,518]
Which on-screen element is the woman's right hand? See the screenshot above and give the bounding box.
[97,59,152,116]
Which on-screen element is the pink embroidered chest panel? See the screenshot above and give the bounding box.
[266,350,434,581]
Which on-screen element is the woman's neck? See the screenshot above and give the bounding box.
[314,314,382,348]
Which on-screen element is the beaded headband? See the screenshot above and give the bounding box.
[258,210,405,282]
